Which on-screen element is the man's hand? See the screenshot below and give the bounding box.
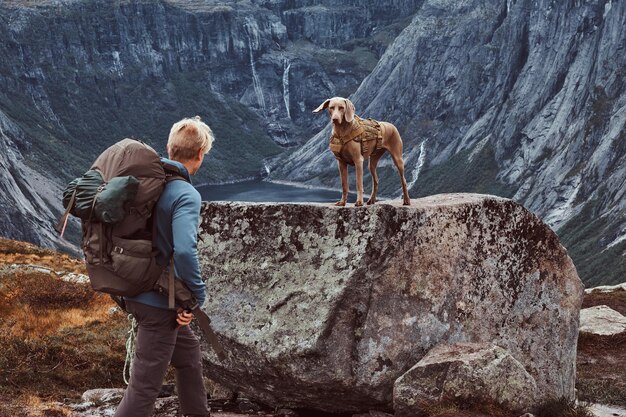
[176,309,194,327]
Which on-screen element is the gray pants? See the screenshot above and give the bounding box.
[114,300,209,417]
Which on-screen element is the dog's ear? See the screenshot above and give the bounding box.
[344,98,355,122]
[313,99,331,113]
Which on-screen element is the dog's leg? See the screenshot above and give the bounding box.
[355,157,364,207]
[336,160,349,206]
[390,153,411,205]
[367,152,383,205]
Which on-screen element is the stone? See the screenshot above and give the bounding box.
[579,305,626,336]
[352,412,394,417]
[237,396,262,413]
[588,403,626,417]
[393,342,538,416]
[197,195,583,412]
[209,380,236,401]
[80,388,125,405]
[585,283,626,294]
[276,408,297,417]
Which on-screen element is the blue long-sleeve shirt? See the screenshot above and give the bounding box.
[127,159,207,309]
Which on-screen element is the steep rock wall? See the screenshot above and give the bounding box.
[0,0,422,247]
[270,0,626,285]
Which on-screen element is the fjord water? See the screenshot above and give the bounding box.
[198,180,355,203]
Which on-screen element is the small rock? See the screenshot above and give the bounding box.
[59,272,90,283]
[584,283,626,294]
[579,305,626,336]
[276,408,297,416]
[158,383,176,398]
[237,396,262,413]
[81,388,125,405]
[588,403,626,417]
[210,381,236,400]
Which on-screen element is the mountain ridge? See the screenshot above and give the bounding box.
[0,0,623,286]
[268,0,626,286]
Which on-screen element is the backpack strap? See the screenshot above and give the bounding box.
[168,257,176,310]
[56,189,77,237]
[162,160,189,184]
[161,161,189,310]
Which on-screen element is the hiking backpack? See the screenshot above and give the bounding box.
[58,138,183,297]
[58,138,226,360]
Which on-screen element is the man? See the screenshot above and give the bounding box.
[114,116,214,417]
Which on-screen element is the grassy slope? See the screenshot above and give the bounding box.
[558,198,626,287]
[0,71,282,185]
[0,239,127,416]
[577,288,626,406]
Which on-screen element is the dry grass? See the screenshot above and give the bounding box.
[411,397,593,417]
[0,394,73,417]
[582,287,626,315]
[533,398,594,417]
[0,239,127,416]
[0,238,85,273]
[576,288,626,407]
[420,399,514,417]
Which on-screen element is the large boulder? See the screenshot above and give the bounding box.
[197,194,583,412]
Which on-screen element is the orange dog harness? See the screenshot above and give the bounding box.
[329,116,384,165]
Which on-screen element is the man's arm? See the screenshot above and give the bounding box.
[171,188,206,307]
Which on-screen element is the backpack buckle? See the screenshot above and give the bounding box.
[113,246,124,254]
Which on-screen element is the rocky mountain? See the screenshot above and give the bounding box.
[0,0,623,286]
[0,0,423,249]
[269,0,626,286]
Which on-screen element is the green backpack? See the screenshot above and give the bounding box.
[58,139,225,360]
[58,138,179,296]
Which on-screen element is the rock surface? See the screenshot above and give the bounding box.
[393,342,537,416]
[197,194,583,412]
[579,305,626,336]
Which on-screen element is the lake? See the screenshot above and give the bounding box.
[198,179,356,203]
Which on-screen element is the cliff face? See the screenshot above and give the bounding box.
[269,0,626,286]
[0,0,623,286]
[0,0,422,248]
[0,109,75,250]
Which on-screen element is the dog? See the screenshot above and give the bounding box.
[313,97,411,206]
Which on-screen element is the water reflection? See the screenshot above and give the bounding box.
[198,179,356,203]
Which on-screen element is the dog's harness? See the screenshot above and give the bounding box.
[329,116,384,165]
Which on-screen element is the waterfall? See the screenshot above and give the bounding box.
[244,18,267,116]
[604,0,613,18]
[407,140,427,192]
[283,58,291,119]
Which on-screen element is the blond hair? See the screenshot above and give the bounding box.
[167,116,214,161]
